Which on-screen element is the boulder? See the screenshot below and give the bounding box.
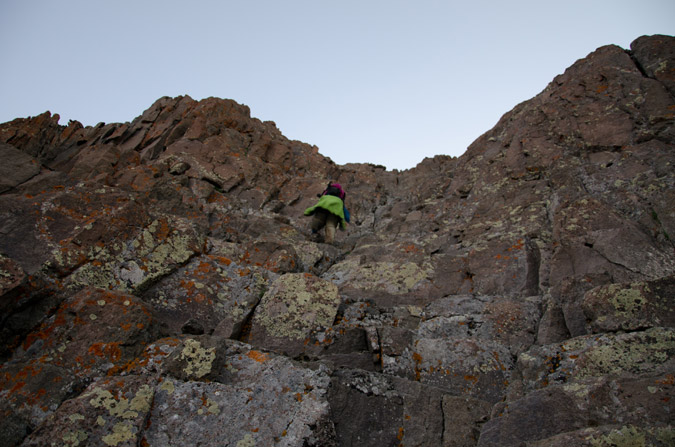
[248,273,340,357]
[143,337,336,447]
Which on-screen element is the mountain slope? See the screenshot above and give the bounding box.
[0,34,673,446]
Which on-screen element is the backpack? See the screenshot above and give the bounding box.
[323,183,346,201]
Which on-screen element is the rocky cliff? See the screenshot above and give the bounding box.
[1,34,673,446]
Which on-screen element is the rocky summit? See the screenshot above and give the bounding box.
[1,34,674,447]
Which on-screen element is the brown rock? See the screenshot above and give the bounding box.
[0,144,41,193]
[20,374,155,447]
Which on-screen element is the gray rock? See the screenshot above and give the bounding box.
[248,273,340,357]
[144,339,336,446]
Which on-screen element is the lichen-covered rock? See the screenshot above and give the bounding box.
[142,254,273,338]
[477,375,675,447]
[382,295,541,403]
[582,276,675,333]
[0,287,157,439]
[155,335,234,382]
[21,375,155,447]
[631,34,675,96]
[517,327,675,392]
[0,362,81,444]
[248,273,340,357]
[11,288,156,376]
[67,215,205,293]
[324,255,433,307]
[144,339,336,447]
[526,425,675,447]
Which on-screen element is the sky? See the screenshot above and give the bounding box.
[1,1,673,171]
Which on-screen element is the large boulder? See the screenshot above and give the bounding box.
[248,273,340,357]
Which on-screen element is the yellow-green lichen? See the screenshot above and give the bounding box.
[253,274,339,339]
[87,384,154,419]
[160,379,175,395]
[236,433,256,447]
[61,430,88,446]
[129,385,153,413]
[101,421,135,446]
[197,398,220,415]
[180,339,216,378]
[578,328,675,378]
[590,425,645,447]
[330,260,430,295]
[68,413,85,422]
[562,381,593,399]
[603,283,649,318]
[68,217,202,292]
[655,426,675,445]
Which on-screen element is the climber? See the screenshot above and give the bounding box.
[304,181,350,244]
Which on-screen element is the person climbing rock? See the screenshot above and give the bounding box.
[304,182,350,244]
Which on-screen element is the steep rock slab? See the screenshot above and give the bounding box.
[478,327,675,445]
[324,255,433,307]
[0,362,80,446]
[0,288,156,443]
[382,295,541,403]
[144,338,336,446]
[517,327,675,392]
[0,143,41,193]
[582,275,675,333]
[631,34,675,97]
[10,287,156,378]
[248,273,340,357]
[0,257,60,361]
[526,425,675,447]
[142,254,274,338]
[20,375,155,447]
[67,215,205,293]
[477,375,674,447]
[442,395,493,447]
[328,368,491,447]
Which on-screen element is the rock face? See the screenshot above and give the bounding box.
[1,35,674,446]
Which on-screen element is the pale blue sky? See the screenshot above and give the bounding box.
[1,1,673,170]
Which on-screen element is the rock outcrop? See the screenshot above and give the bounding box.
[1,35,673,446]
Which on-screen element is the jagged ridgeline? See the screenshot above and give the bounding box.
[0,35,673,446]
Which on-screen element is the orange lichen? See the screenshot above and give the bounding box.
[412,352,423,381]
[88,342,122,362]
[464,375,478,384]
[656,374,674,385]
[246,350,270,363]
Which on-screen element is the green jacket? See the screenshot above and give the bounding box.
[304,195,347,229]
